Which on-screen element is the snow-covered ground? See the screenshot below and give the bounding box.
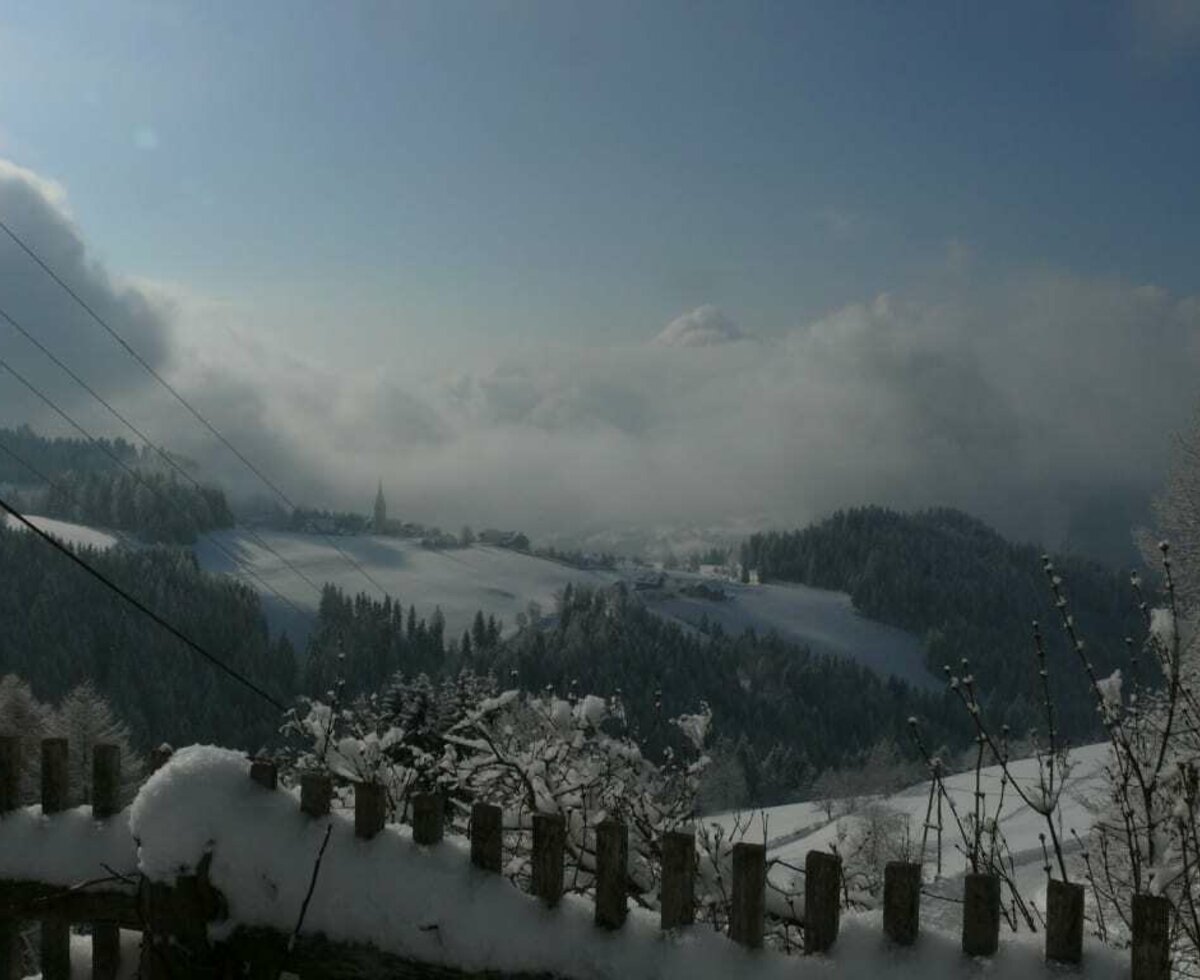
[3,512,121,551]
[648,576,934,688]
[194,528,934,686]
[194,529,624,645]
[0,743,1129,979]
[707,742,1112,933]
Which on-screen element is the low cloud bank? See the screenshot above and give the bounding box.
[2,159,1196,558]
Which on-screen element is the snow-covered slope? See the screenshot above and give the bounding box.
[647,576,934,688]
[3,512,121,551]
[194,528,935,686]
[194,528,623,645]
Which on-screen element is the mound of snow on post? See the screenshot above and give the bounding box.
[0,803,136,885]
[123,745,1125,980]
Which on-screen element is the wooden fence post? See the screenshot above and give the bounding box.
[41,738,68,814]
[301,773,332,818]
[470,803,503,872]
[0,736,18,814]
[412,792,444,845]
[805,850,841,953]
[250,759,278,791]
[1045,879,1084,965]
[729,841,766,949]
[355,782,386,840]
[595,818,628,930]
[0,736,17,980]
[40,918,70,980]
[92,920,121,980]
[91,744,122,980]
[92,743,121,818]
[660,829,695,930]
[1132,893,1172,980]
[532,812,565,908]
[0,918,17,980]
[962,873,1000,957]
[149,744,173,774]
[883,860,921,946]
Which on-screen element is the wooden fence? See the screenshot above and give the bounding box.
[0,738,1176,979]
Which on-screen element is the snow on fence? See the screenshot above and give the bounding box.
[0,737,1170,979]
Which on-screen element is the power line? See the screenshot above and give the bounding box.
[0,301,327,602]
[0,351,315,617]
[0,492,286,712]
[0,214,393,599]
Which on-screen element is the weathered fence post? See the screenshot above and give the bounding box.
[40,919,70,980]
[1132,893,1172,980]
[805,850,841,953]
[0,736,18,813]
[149,744,173,774]
[355,782,386,840]
[595,818,628,930]
[962,873,1000,957]
[470,802,503,872]
[0,736,17,980]
[532,812,566,908]
[92,743,121,818]
[729,841,766,949]
[0,919,17,980]
[412,792,444,845]
[92,920,121,980]
[41,738,68,814]
[300,772,332,818]
[91,744,123,980]
[883,860,921,946]
[1045,879,1084,965]
[250,758,278,791]
[660,829,695,930]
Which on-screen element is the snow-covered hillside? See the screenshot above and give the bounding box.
[193,528,934,686]
[3,512,121,551]
[647,575,934,688]
[194,528,623,646]
[707,742,1112,932]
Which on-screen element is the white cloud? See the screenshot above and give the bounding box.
[653,305,747,348]
[2,158,1196,557]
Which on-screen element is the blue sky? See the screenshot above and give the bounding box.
[3,0,1199,360]
[1,2,1199,549]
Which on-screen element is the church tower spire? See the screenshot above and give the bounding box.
[373,480,387,532]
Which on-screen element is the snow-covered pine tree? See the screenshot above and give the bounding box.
[50,681,145,806]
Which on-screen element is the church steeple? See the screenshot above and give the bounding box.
[373,480,387,532]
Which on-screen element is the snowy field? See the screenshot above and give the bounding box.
[648,576,935,688]
[194,529,934,686]
[194,528,624,645]
[3,512,121,551]
[706,742,1112,933]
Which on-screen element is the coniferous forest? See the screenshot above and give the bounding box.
[741,506,1149,741]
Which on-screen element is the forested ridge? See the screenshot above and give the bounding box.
[740,506,1148,740]
[1,425,233,543]
[0,525,293,750]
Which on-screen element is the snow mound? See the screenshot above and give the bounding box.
[0,802,137,886]
[123,745,1125,979]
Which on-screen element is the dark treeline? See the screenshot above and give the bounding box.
[301,584,502,697]
[1,425,233,544]
[0,424,142,482]
[0,525,294,750]
[304,582,968,807]
[741,506,1148,740]
[38,469,234,544]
